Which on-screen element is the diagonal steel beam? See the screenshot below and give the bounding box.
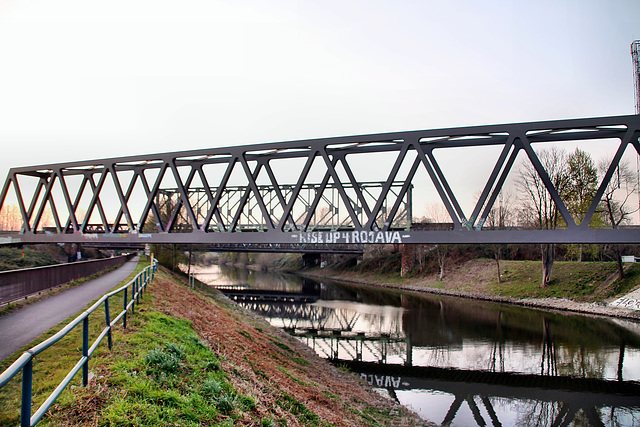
[582,128,640,227]
[263,161,297,231]
[55,168,80,232]
[426,148,468,226]
[229,161,263,231]
[470,136,516,229]
[137,164,168,232]
[202,160,236,232]
[112,171,140,231]
[519,134,576,229]
[64,175,90,233]
[364,139,412,230]
[82,170,111,233]
[239,157,275,230]
[166,164,199,232]
[319,149,361,229]
[384,156,420,232]
[108,166,135,231]
[337,154,372,220]
[21,177,46,234]
[31,173,57,234]
[411,142,464,229]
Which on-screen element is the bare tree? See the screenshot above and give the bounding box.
[517,148,570,287]
[425,202,451,280]
[424,202,450,223]
[0,203,54,231]
[484,190,515,283]
[0,204,22,231]
[434,244,448,280]
[598,159,639,279]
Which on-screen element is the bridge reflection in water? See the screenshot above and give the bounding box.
[199,265,640,426]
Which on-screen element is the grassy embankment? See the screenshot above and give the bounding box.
[0,259,420,426]
[0,247,59,272]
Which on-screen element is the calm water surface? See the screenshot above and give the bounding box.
[193,264,640,426]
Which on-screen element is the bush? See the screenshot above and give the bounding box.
[145,343,185,373]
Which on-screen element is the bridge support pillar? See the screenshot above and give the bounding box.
[400,244,416,276]
[302,253,321,268]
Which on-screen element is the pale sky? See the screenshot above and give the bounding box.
[0,0,639,220]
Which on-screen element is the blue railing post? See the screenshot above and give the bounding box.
[105,297,112,351]
[82,317,89,386]
[131,279,136,314]
[21,358,33,427]
[123,287,128,329]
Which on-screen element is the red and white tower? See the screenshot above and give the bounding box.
[633,41,640,222]
[632,40,640,114]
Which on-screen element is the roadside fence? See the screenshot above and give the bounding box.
[0,257,158,426]
[0,254,135,304]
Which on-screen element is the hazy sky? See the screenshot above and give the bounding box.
[0,0,639,215]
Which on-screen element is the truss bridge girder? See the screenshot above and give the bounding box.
[1,115,639,246]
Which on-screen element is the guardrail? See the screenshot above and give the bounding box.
[0,254,135,304]
[0,257,158,426]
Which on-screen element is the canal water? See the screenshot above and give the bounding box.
[192,264,640,426]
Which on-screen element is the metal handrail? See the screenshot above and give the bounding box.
[0,257,158,426]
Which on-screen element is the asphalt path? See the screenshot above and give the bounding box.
[0,255,140,362]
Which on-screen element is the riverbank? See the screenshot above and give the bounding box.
[295,259,640,321]
[30,265,424,426]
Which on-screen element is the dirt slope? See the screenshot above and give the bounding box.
[152,271,425,426]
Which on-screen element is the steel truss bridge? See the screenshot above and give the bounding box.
[1,115,639,247]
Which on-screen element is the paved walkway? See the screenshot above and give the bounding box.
[0,256,140,362]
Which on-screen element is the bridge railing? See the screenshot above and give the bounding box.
[0,257,158,427]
